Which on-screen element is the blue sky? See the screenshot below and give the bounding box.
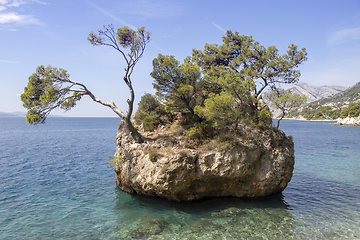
[1,0,360,117]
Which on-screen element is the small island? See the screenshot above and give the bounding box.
[21,24,307,201]
[112,30,307,201]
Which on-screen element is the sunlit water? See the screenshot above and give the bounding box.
[0,118,359,239]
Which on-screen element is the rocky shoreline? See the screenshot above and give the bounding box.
[283,117,360,126]
[334,116,360,126]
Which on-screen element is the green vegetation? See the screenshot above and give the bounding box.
[340,102,360,118]
[148,149,162,162]
[20,65,80,124]
[215,133,236,150]
[266,89,307,128]
[133,93,173,131]
[21,24,151,142]
[287,82,360,120]
[294,102,360,120]
[21,25,308,144]
[108,156,123,165]
[151,54,202,117]
[136,30,307,143]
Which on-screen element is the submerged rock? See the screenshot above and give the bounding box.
[114,122,294,202]
[130,217,167,239]
[211,207,245,218]
[189,220,217,233]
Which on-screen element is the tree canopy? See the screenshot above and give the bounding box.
[21,24,151,142]
[151,54,202,115]
[148,31,307,134]
[21,65,84,124]
[266,89,307,128]
[192,31,307,97]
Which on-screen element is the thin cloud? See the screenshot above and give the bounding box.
[212,22,226,33]
[1,0,48,7]
[87,0,136,29]
[0,0,45,25]
[0,11,42,24]
[328,27,360,44]
[5,0,28,7]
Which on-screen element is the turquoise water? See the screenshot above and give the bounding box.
[0,118,359,239]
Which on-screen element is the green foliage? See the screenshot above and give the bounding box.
[267,89,307,113]
[289,101,360,120]
[194,92,239,128]
[88,25,151,51]
[134,93,173,131]
[116,26,136,48]
[148,149,162,162]
[192,31,307,97]
[257,109,273,128]
[341,102,360,118]
[22,23,151,145]
[150,31,306,134]
[185,121,209,140]
[20,65,82,124]
[216,133,236,150]
[150,54,203,115]
[266,89,307,128]
[108,156,123,165]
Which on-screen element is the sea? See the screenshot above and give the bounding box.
[0,117,359,239]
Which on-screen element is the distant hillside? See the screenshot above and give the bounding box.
[265,82,347,117]
[283,82,347,103]
[287,82,360,120]
[311,82,360,107]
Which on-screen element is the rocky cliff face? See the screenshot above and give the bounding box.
[113,123,294,201]
[284,82,347,103]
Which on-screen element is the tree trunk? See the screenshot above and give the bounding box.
[121,75,147,143]
[277,111,285,129]
[124,118,146,143]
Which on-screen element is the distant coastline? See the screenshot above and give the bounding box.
[0,112,26,118]
[282,117,360,126]
[282,117,336,122]
[0,112,67,118]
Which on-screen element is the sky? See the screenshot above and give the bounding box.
[1,0,360,117]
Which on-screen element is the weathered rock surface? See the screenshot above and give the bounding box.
[114,123,294,201]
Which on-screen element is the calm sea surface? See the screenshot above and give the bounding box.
[0,118,359,239]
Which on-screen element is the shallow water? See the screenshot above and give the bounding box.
[0,118,359,239]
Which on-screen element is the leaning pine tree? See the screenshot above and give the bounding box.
[20,24,150,142]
